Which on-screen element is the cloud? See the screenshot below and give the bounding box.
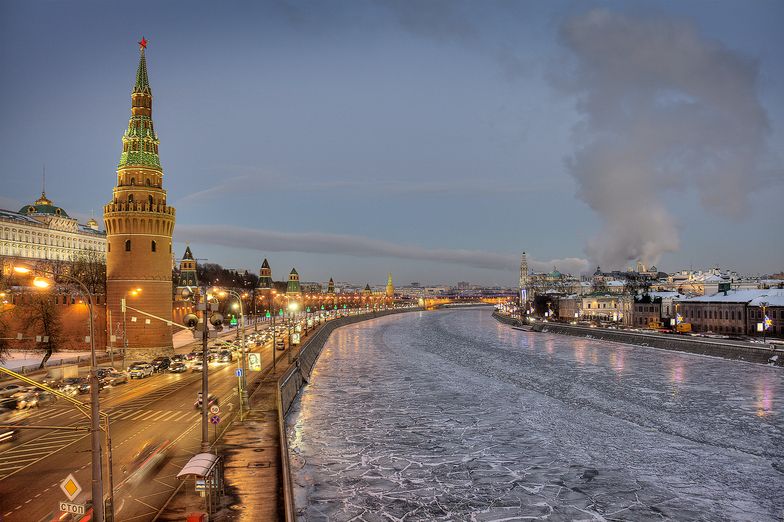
[556,9,770,270]
[174,173,549,205]
[175,224,588,275]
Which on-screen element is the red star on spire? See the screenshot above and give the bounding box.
[138,37,148,50]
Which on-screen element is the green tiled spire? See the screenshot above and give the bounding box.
[118,45,162,171]
[134,49,151,94]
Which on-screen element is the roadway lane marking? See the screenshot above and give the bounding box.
[149,410,171,421]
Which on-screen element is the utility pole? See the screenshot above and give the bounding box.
[200,287,210,452]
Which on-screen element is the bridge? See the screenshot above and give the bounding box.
[420,296,511,311]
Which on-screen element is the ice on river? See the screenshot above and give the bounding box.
[287,309,784,521]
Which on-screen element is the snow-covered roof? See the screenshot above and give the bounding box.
[606,280,625,287]
[682,289,784,305]
[649,291,684,299]
[749,290,784,308]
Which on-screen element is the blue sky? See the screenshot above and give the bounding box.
[1,1,782,285]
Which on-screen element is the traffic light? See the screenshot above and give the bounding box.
[210,312,224,331]
[183,313,198,329]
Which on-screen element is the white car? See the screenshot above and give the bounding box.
[128,363,154,379]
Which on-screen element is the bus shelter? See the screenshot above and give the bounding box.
[177,452,225,518]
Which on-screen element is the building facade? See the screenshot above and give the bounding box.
[104,42,176,353]
[679,289,784,337]
[0,192,105,269]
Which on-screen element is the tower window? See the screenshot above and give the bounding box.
[125,240,131,252]
[128,194,134,204]
[107,243,111,253]
[146,178,151,186]
[148,195,153,207]
[151,240,157,252]
[130,177,135,185]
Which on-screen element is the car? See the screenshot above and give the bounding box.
[125,440,171,486]
[191,361,204,373]
[218,350,233,363]
[151,357,171,372]
[128,362,154,379]
[0,384,25,398]
[275,338,285,350]
[171,354,186,363]
[184,351,199,361]
[169,362,187,373]
[101,370,128,386]
[194,392,219,410]
[0,396,19,413]
[12,391,39,409]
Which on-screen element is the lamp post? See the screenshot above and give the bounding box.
[120,288,141,371]
[14,266,105,522]
[760,301,769,344]
[219,288,249,410]
[288,301,299,364]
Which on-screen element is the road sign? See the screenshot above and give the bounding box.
[60,473,82,501]
[209,404,220,415]
[248,353,262,371]
[210,415,220,424]
[59,501,86,515]
[235,368,243,377]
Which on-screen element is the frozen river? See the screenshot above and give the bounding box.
[287,308,784,521]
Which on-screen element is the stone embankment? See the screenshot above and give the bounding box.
[492,312,783,365]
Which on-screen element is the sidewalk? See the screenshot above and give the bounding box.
[155,339,300,521]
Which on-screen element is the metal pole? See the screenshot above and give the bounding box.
[122,305,127,371]
[104,415,115,522]
[67,278,104,522]
[272,309,276,372]
[108,309,114,369]
[201,287,210,453]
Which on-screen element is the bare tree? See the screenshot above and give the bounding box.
[20,290,62,368]
[70,250,107,295]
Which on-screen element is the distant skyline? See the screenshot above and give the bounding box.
[1,1,782,285]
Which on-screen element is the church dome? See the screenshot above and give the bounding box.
[20,192,69,218]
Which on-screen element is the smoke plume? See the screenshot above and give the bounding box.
[558,9,769,269]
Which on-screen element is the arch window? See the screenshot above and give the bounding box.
[128,194,134,204]
[148,195,154,207]
[125,239,131,252]
[151,240,157,252]
[130,177,136,185]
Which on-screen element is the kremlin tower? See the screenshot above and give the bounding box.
[104,39,176,354]
[386,273,394,298]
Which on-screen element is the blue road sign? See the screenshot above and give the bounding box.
[210,415,220,425]
[235,368,243,377]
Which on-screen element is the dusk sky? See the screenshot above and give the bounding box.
[1,0,782,286]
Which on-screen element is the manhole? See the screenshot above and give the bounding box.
[247,461,271,468]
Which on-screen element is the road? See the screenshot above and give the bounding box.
[0,331,279,522]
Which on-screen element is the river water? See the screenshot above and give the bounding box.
[286,308,784,521]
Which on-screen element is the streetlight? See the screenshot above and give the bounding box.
[760,301,769,344]
[216,288,249,411]
[121,288,142,371]
[14,265,106,522]
[287,301,299,364]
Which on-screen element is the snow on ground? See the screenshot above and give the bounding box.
[287,308,784,521]
[1,350,93,370]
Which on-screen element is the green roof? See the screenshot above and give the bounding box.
[134,49,151,94]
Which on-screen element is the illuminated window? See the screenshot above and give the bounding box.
[125,240,131,252]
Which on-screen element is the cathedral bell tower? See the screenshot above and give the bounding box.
[104,38,176,354]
